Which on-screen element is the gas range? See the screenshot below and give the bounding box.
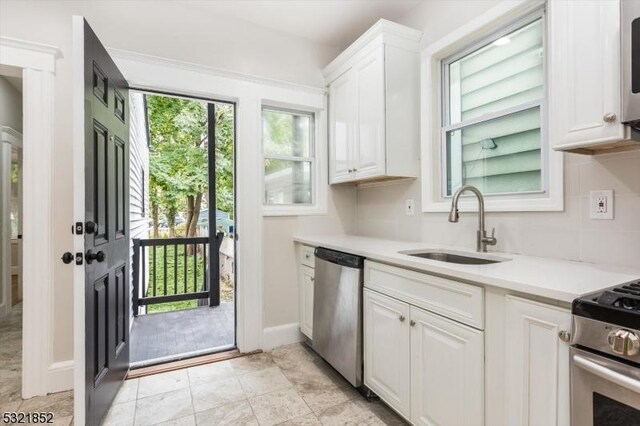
[569,281,640,426]
[572,281,640,364]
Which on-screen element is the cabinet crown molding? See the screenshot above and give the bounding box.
[322,19,422,82]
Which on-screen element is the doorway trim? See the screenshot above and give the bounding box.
[0,37,61,398]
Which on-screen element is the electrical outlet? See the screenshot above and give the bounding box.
[590,190,614,220]
[406,199,415,216]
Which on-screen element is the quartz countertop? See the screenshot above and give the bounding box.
[293,234,640,303]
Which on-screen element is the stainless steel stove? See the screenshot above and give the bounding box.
[570,281,640,426]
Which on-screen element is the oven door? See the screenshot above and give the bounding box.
[571,347,640,426]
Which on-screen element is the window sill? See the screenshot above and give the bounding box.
[422,195,564,213]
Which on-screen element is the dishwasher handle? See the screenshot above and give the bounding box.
[315,247,365,269]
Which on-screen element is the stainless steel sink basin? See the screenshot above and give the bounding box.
[399,250,510,265]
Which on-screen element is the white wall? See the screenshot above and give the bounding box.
[0,0,343,364]
[0,76,22,132]
[354,0,640,269]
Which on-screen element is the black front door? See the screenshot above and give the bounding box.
[82,19,130,425]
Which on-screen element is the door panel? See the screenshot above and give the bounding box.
[329,70,355,183]
[363,289,411,419]
[410,306,484,426]
[354,46,385,179]
[82,18,130,425]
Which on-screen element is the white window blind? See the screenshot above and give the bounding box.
[443,14,544,197]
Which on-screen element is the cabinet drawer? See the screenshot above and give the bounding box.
[364,261,484,329]
[299,245,315,268]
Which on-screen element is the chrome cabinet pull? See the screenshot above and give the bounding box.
[558,330,571,342]
[603,113,617,123]
[399,315,406,322]
[410,320,416,327]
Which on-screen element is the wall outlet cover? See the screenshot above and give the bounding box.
[590,190,614,220]
[406,199,415,216]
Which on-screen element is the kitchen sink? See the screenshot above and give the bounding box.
[399,250,510,265]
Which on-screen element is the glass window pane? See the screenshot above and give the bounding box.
[446,106,541,196]
[263,109,311,157]
[264,160,312,205]
[448,18,543,124]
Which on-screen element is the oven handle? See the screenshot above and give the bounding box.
[573,354,640,394]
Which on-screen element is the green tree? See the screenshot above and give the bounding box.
[146,95,235,238]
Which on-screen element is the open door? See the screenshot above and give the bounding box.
[79,18,130,425]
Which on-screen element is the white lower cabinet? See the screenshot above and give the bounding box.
[363,289,411,418]
[364,288,484,424]
[299,265,315,339]
[504,295,571,426]
[410,306,484,426]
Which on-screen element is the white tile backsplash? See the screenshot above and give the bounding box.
[355,151,640,268]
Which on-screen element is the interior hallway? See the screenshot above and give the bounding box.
[0,304,74,424]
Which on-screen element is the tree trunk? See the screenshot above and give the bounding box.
[185,195,194,237]
[168,207,177,238]
[188,193,203,238]
[151,198,159,238]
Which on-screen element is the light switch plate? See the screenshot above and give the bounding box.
[590,190,614,220]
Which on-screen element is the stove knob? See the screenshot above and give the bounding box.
[607,329,640,356]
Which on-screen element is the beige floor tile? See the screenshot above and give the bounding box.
[0,400,21,413]
[152,414,196,426]
[238,366,292,397]
[194,400,258,426]
[279,412,322,425]
[18,390,74,418]
[299,384,351,413]
[135,388,193,426]
[103,400,136,426]
[114,378,139,404]
[229,353,276,376]
[190,377,246,412]
[315,400,383,426]
[138,370,189,399]
[187,361,235,387]
[269,344,318,371]
[54,415,73,425]
[351,399,407,426]
[248,388,311,426]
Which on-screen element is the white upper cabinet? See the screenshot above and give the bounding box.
[324,20,421,184]
[549,0,634,153]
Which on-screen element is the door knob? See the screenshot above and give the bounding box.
[85,221,98,235]
[85,250,105,264]
[61,252,74,264]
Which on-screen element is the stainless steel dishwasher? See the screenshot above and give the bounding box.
[312,247,365,387]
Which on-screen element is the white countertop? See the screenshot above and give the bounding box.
[293,234,640,303]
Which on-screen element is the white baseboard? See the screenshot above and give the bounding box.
[47,360,74,394]
[262,323,303,350]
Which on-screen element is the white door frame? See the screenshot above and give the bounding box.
[0,37,61,398]
[0,126,22,318]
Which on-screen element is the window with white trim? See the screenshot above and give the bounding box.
[262,107,315,207]
[442,11,545,198]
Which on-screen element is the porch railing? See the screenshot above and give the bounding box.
[132,235,222,315]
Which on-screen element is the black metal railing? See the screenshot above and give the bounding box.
[132,236,218,315]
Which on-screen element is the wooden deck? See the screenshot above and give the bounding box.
[130,302,235,367]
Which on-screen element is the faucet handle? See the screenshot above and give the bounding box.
[486,227,497,245]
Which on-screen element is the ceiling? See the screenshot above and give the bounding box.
[186,1,423,49]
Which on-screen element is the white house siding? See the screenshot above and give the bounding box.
[129,92,149,320]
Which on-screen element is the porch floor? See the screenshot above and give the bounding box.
[130,302,235,366]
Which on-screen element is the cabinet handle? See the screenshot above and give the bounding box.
[399,315,406,322]
[348,169,354,173]
[410,320,416,327]
[305,254,310,259]
[603,113,617,123]
[310,277,314,281]
[558,330,571,342]
[353,168,358,172]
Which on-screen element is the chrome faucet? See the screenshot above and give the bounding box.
[448,185,497,253]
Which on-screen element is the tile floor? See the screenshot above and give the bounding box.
[0,303,74,425]
[105,343,407,426]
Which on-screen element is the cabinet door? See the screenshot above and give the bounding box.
[549,0,626,149]
[329,70,356,184]
[505,296,571,426]
[410,306,484,426]
[364,289,411,419]
[354,46,386,179]
[299,265,314,339]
